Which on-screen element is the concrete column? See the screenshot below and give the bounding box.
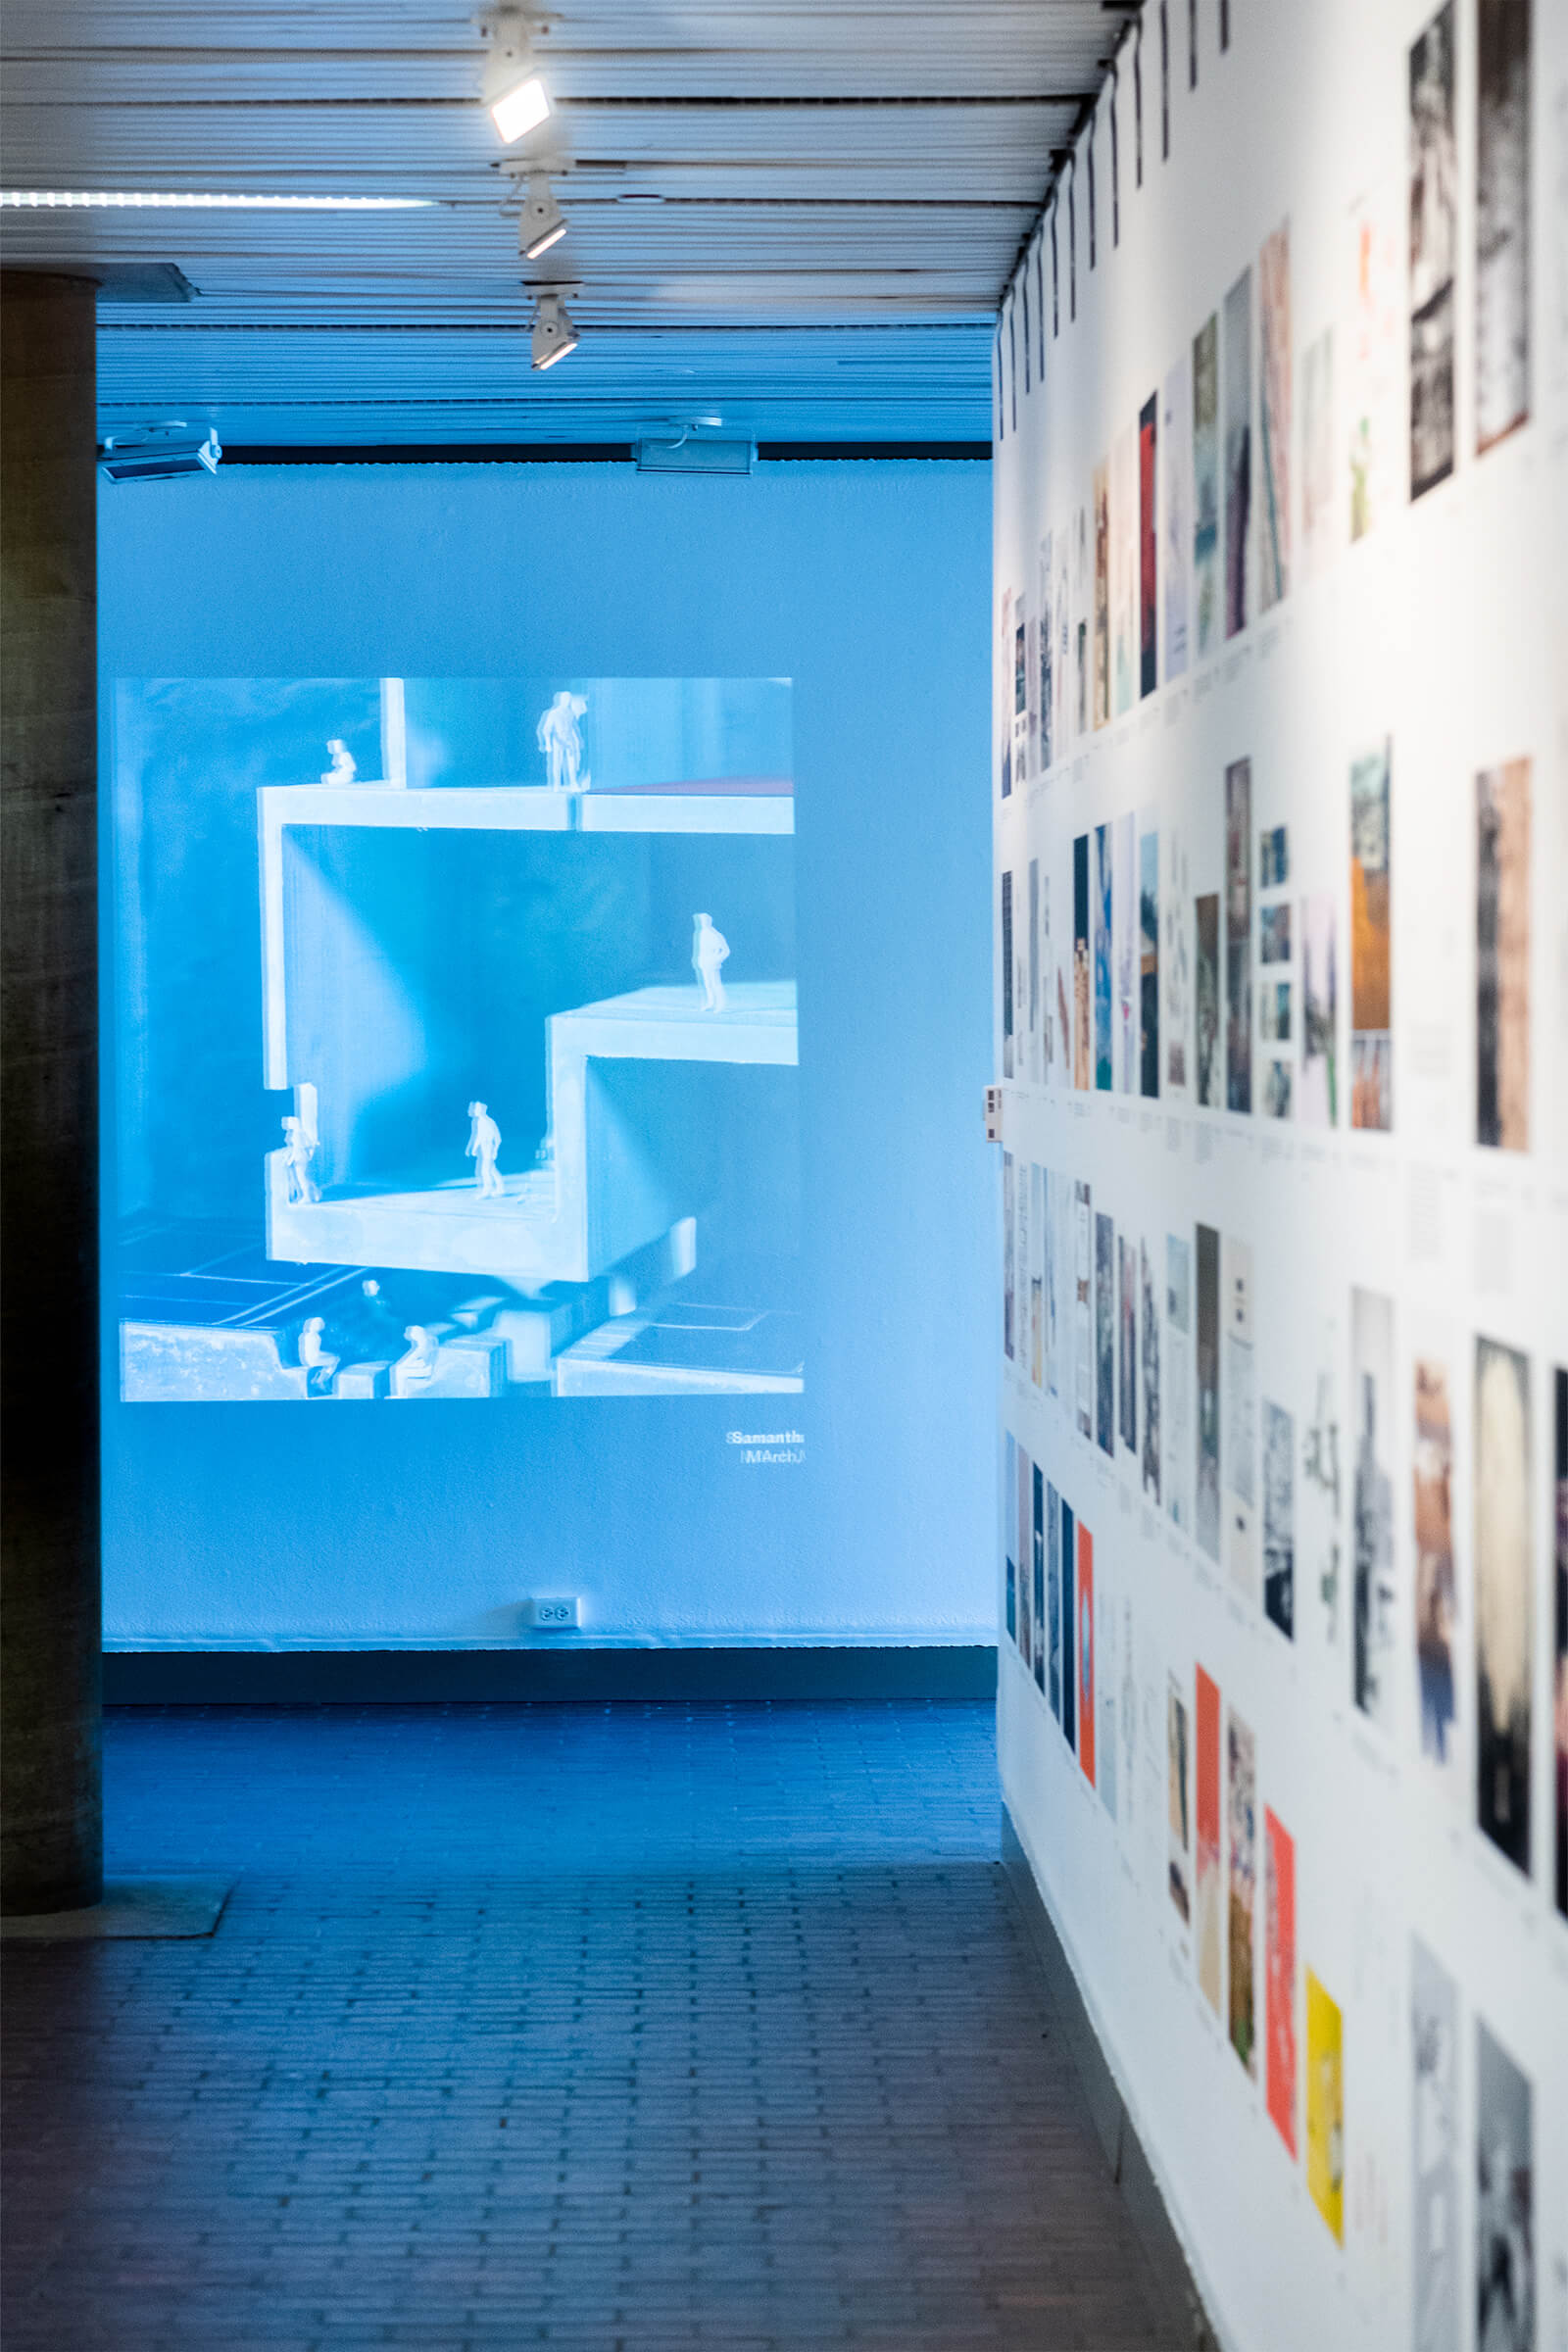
[1,271,103,1915]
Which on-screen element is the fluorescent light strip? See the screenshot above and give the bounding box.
[2,190,433,211]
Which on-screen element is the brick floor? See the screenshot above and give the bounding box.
[2,1701,1176,2349]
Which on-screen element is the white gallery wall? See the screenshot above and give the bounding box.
[992,3,1565,2349]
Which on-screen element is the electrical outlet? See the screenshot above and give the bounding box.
[522,1595,580,1631]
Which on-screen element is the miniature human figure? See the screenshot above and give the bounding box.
[298,1315,339,1396]
[466,1101,504,1197]
[320,737,358,786]
[398,1325,440,1386]
[281,1114,320,1204]
[537,691,589,792]
[692,911,730,1012]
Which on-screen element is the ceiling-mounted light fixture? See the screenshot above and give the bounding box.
[531,290,578,370]
[482,10,551,145]
[98,420,221,482]
[2,189,432,211]
[517,171,566,260]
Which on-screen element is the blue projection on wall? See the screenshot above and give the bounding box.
[112,676,802,1402]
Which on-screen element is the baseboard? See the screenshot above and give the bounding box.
[1001,1804,1219,2352]
[104,1643,998,1706]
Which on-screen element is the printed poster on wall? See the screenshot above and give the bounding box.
[1223,1235,1259,1601]
[1139,392,1158,697]
[1168,1674,1193,1927]
[1264,1808,1297,2154]
[1348,185,1399,539]
[1475,2018,1533,2352]
[1349,741,1392,1131]
[1410,1936,1459,2352]
[1475,759,1530,1152]
[1305,1970,1345,2244]
[1257,222,1292,612]
[1223,269,1252,638]
[1475,0,1532,454]
[1475,1335,1531,1874]
[1161,357,1191,679]
[1078,1521,1097,1786]
[1352,1287,1397,1735]
[1300,326,1336,574]
[1195,1663,1223,2015]
[1227,1706,1258,2079]
[1193,314,1221,655]
[1409,4,1457,500]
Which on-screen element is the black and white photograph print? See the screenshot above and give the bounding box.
[1409,3,1457,498]
[1165,1234,1192,1532]
[1225,759,1253,1114]
[1075,1179,1094,1441]
[1196,891,1221,1108]
[1476,2017,1533,2352]
[1223,269,1252,637]
[1411,1937,1460,2352]
[1197,1223,1221,1564]
[1352,1288,1397,1733]
[1033,1461,1048,1696]
[1002,869,1015,1079]
[1168,1675,1192,1926]
[1096,1210,1116,1458]
[1475,0,1532,455]
[1119,1233,1138,1457]
[1048,1476,1063,1724]
[1475,1335,1532,1874]
[1222,1236,1258,1602]
[1263,1399,1295,1640]
[1141,1239,1161,1504]
[1004,1152,1016,1361]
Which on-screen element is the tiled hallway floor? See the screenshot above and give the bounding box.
[2,1701,1177,2349]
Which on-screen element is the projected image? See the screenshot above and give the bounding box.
[113,676,802,1401]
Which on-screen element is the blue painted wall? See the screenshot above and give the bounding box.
[99,461,994,1647]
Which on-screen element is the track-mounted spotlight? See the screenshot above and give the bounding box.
[482,11,551,145]
[518,172,566,260]
[531,290,578,370]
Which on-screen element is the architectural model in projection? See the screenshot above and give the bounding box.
[116,677,803,1403]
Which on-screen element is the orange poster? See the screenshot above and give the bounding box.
[1195,1666,1222,2013]
[1264,1806,1298,2155]
[1077,1524,1096,1785]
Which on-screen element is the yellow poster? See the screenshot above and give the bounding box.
[1304,1970,1344,2243]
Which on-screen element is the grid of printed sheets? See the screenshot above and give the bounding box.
[992,4,1566,2348]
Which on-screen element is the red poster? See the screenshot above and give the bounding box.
[1077,1524,1096,1785]
[1264,1806,1298,2155]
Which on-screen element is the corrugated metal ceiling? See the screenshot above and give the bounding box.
[1,2,1110,445]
